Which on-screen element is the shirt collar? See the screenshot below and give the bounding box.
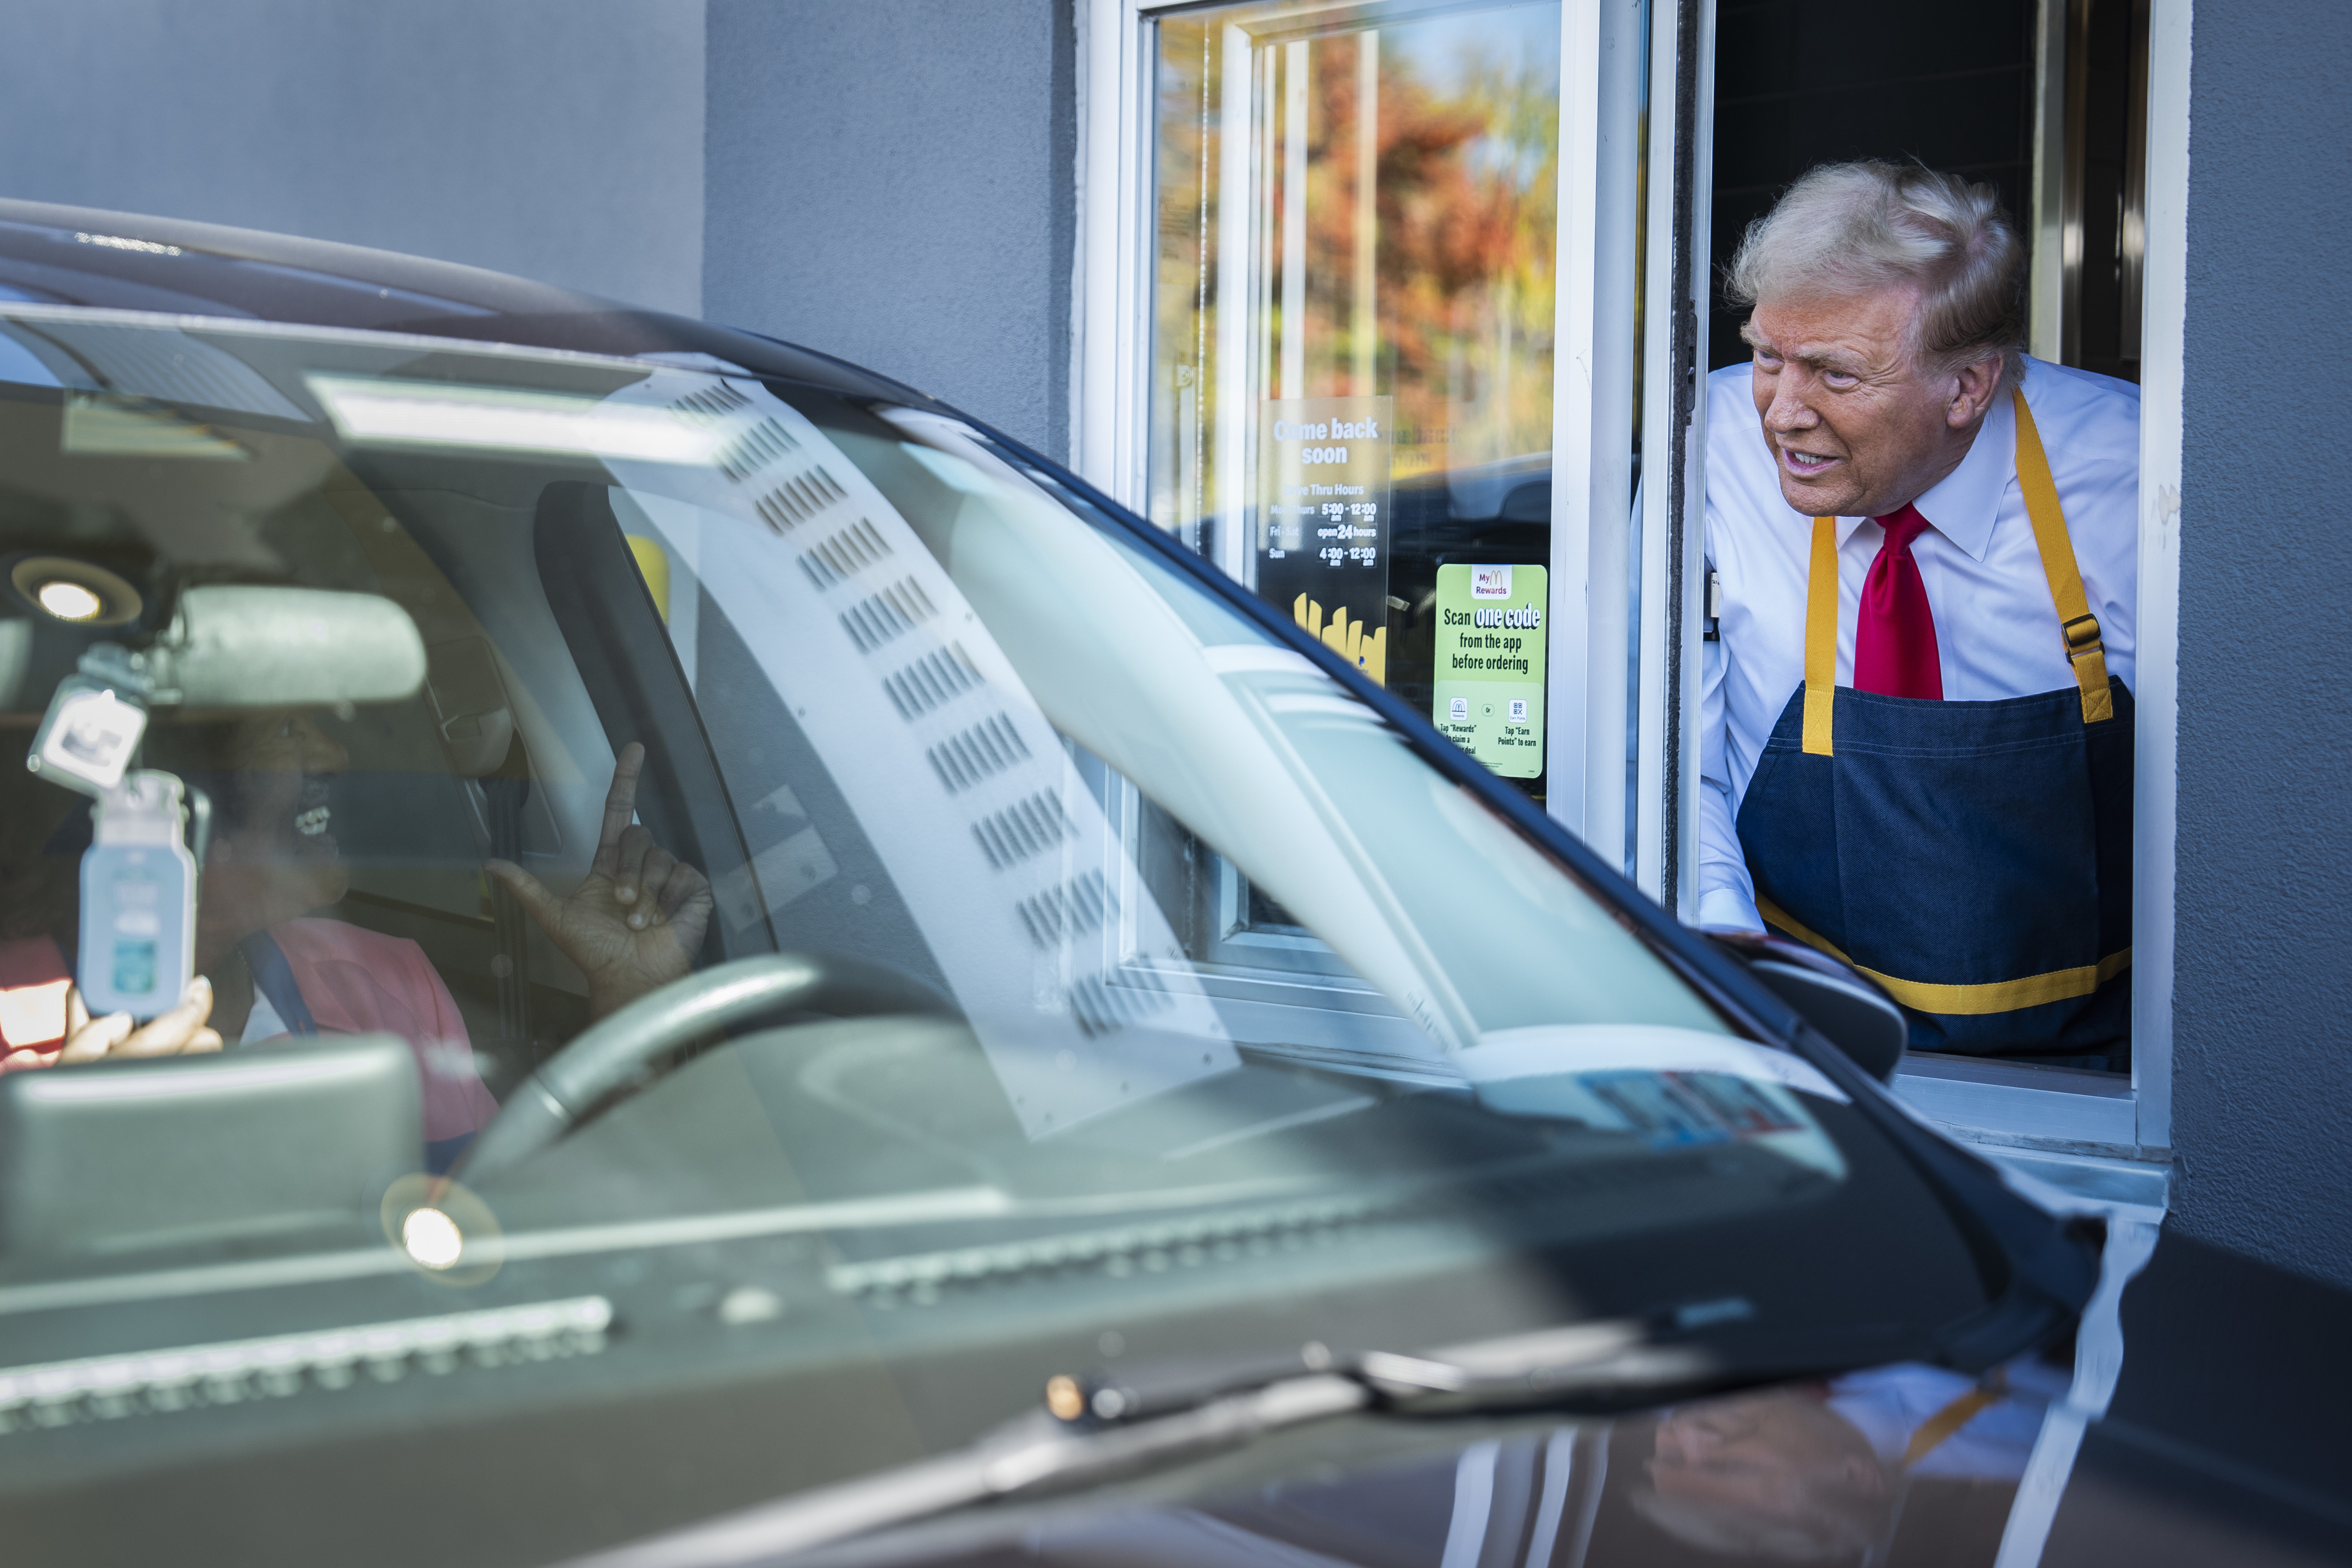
[1833,389,2014,560]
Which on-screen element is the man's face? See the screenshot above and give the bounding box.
[1746,285,1993,520]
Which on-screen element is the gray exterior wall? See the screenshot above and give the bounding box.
[703,0,1078,460]
[0,0,1084,457]
[2170,0,2352,1292]
[0,0,706,315]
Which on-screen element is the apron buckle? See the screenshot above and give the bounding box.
[2062,613,2114,721]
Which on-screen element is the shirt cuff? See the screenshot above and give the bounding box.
[1693,885,1765,934]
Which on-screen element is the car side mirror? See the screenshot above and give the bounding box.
[1703,930,1907,1082]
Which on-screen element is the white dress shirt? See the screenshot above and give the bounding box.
[1825,1356,2070,1480]
[1696,356,2140,932]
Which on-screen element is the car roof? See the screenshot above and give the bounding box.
[0,198,930,408]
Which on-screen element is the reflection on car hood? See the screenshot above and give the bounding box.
[574,1352,2077,1568]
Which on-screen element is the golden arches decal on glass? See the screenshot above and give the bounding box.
[1293,593,1388,686]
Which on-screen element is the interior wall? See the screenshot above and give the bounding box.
[2171,0,2352,1291]
[702,0,1078,462]
[0,0,707,316]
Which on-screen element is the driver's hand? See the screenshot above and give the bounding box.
[486,742,716,1021]
[0,978,225,1072]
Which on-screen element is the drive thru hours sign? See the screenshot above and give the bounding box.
[1433,563,1546,778]
[1257,396,1393,684]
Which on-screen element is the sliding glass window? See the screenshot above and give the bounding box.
[1148,1,1564,794]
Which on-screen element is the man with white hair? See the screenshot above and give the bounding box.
[1698,162,2138,1067]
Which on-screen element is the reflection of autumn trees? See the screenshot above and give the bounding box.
[1148,14,1559,526]
[1324,39,1557,473]
[1150,18,1218,536]
[1301,36,1554,407]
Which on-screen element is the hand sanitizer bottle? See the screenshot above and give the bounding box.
[78,771,196,1020]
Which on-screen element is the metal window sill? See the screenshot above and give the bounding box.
[1891,1052,2169,1212]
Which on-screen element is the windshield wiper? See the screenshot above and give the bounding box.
[560,1316,1725,1568]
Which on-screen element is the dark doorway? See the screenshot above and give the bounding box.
[2064,0,2149,382]
[1708,1,2041,372]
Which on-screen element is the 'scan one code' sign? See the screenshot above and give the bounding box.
[1432,562,1546,778]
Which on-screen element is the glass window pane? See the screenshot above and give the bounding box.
[1150,1,1563,796]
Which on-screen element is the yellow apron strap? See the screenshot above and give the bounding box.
[1902,1375,2007,1468]
[2011,388,2116,724]
[1802,516,1839,755]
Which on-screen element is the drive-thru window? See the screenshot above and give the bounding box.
[1077,0,2184,1193]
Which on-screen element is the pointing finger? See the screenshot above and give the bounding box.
[592,743,647,878]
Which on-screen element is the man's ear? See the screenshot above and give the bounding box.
[1947,352,2003,427]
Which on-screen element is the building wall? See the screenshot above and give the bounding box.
[2171,0,2352,1291]
[0,0,706,316]
[702,0,1078,460]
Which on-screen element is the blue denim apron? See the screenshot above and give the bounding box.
[1735,390,2133,1066]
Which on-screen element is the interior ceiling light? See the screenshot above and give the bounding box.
[36,581,102,621]
[9,556,143,626]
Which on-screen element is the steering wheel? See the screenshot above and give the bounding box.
[456,953,953,1182]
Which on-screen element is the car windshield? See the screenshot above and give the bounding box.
[0,309,1990,1552]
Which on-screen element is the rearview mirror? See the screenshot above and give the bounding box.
[155,585,427,710]
[1705,930,1907,1082]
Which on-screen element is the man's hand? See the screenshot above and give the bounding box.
[0,978,225,1073]
[486,743,716,1020]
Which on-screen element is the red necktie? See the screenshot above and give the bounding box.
[1853,503,1943,699]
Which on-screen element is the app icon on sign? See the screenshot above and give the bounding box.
[1471,564,1514,600]
[1508,699,1528,722]
[1449,697,1468,721]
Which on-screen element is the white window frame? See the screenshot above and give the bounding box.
[1073,0,2187,1171]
